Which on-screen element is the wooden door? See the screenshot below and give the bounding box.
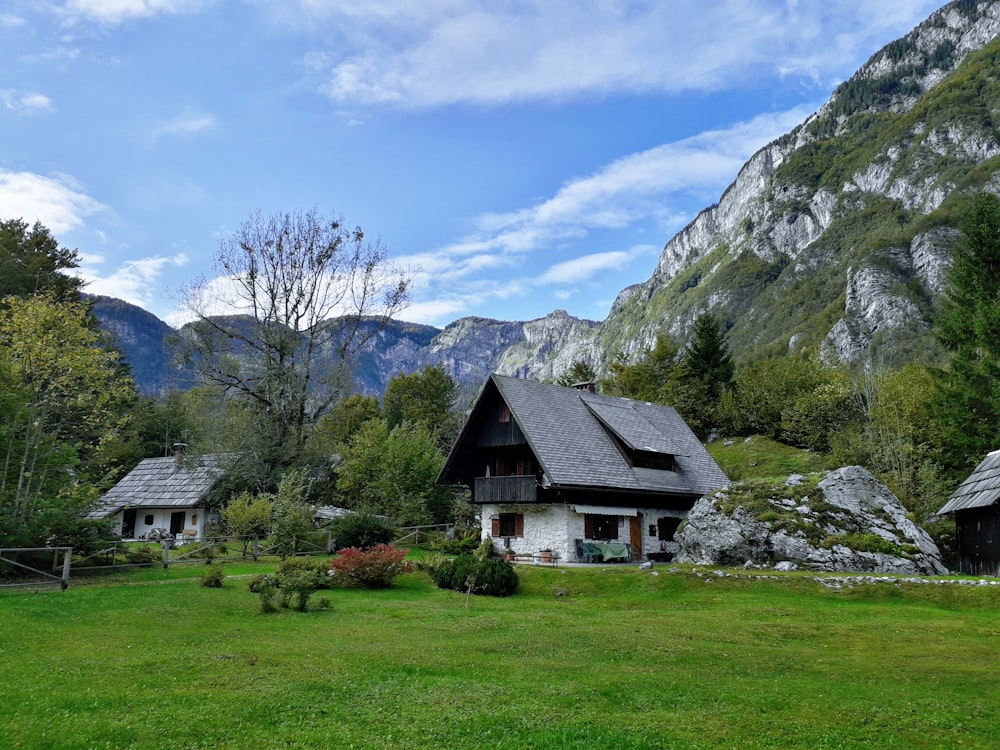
[629,514,642,561]
[169,511,186,536]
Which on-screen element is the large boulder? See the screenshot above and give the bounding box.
[675,466,947,575]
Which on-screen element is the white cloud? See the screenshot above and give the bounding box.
[441,105,813,262]
[397,105,815,325]
[0,90,54,114]
[78,253,189,308]
[292,0,942,108]
[0,14,27,28]
[537,251,632,285]
[151,111,217,140]
[61,0,206,25]
[0,170,104,234]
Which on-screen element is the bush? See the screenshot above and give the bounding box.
[250,574,280,613]
[249,561,329,613]
[277,568,327,611]
[432,555,518,597]
[329,544,412,588]
[331,512,396,550]
[438,534,480,555]
[414,552,449,577]
[200,563,226,588]
[276,556,332,588]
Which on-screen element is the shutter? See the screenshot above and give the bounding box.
[584,514,595,539]
[491,516,500,537]
[514,514,524,538]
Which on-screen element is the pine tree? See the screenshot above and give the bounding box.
[674,314,734,438]
[934,192,1000,472]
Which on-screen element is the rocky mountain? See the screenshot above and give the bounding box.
[597,0,1000,368]
[95,0,1000,396]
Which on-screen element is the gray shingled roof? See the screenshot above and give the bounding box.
[490,375,728,496]
[87,454,228,519]
[936,449,1000,515]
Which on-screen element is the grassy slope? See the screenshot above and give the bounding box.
[1,565,998,749]
[707,435,834,482]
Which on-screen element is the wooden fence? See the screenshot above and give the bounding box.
[0,532,333,589]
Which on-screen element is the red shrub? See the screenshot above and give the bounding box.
[329,544,412,588]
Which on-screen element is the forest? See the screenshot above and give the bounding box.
[3,194,1000,561]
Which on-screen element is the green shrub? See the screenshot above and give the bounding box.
[331,512,396,550]
[474,536,495,558]
[250,562,329,613]
[438,534,480,555]
[200,563,226,588]
[276,556,332,588]
[432,555,518,597]
[277,568,327,611]
[250,574,279,613]
[414,552,449,577]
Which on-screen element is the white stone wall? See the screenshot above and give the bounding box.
[481,503,689,562]
[114,507,215,540]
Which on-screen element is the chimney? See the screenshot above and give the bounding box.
[173,443,188,468]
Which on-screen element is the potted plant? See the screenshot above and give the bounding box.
[504,548,516,561]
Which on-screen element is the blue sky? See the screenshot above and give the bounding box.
[1,0,945,329]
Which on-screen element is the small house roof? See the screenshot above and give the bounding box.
[440,374,728,497]
[87,454,229,519]
[936,449,1000,515]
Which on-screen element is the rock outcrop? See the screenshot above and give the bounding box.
[675,466,947,575]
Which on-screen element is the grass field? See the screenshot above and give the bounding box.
[1,562,998,749]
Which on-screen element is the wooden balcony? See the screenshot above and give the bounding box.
[474,475,537,504]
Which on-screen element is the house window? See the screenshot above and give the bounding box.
[144,514,154,526]
[492,513,524,538]
[585,514,618,540]
[499,403,511,423]
[658,516,682,541]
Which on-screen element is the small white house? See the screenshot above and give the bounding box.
[438,375,729,563]
[88,447,229,541]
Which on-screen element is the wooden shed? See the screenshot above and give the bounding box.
[936,449,1000,576]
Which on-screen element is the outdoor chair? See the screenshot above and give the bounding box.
[574,539,602,563]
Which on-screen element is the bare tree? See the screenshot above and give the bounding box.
[178,209,410,478]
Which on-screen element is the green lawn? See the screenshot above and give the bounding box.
[1,564,998,749]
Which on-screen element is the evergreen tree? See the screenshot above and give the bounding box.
[682,313,734,400]
[556,360,597,387]
[933,192,1000,472]
[0,219,83,301]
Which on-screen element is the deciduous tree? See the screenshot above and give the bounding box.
[0,294,135,547]
[178,209,410,480]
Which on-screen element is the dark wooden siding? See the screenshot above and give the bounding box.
[474,476,537,504]
[956,507,1000,576]
[474,418,527,448]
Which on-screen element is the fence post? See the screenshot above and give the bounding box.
[61,548,72,590]
[162,540,170,569]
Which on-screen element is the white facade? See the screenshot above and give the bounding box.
[112,507,218,541]
[481,503,687,562]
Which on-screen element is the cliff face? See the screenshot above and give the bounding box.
[99,1,1000,396]
[596,0,1000,368]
